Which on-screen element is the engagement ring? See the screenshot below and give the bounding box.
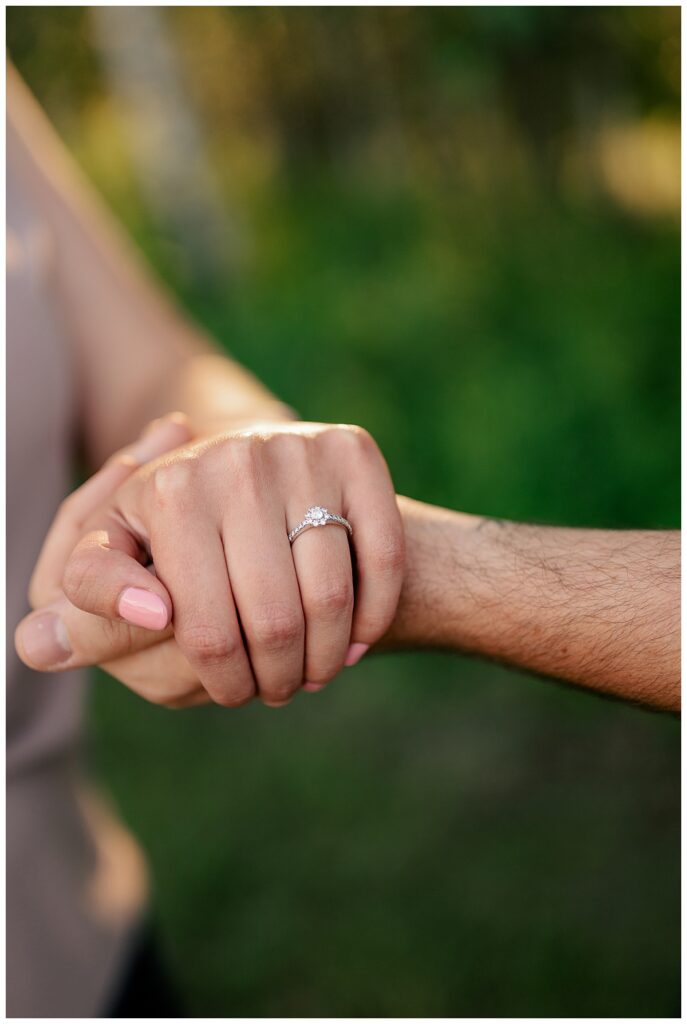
[288,506,353,545]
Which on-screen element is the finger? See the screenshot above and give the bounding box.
[62,515,173,630]
[101,636,209,708]
[15,595,173,672]
[344,465,404,665]
[29,413,193,607]
[223,503,305,707]
[150,511,256,708]
[16,599,211,709]
[289,506,354,688]
[30,460,141,608]
[166,689,213,709]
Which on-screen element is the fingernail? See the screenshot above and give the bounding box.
[129,415,186,464]
[345,642,370,667]
[142,411,187,434]
[303,681,327,693]
[17,611,71,669]
[118,588,169,630]
[129,418,180,464]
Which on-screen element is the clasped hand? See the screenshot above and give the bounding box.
[16,416,404,708]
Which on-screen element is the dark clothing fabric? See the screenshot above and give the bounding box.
[106,924,184,1018]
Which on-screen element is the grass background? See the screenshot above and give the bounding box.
[8,7,680,1016]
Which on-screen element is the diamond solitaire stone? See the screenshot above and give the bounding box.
[288,506,353,544]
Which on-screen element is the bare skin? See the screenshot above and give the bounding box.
[9,69,405,706]
[387,498,680,713]
[17,465,680,713]
[8,66,291,460]
[11,69,680,714]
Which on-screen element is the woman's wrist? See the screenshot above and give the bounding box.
[189,401,299,438]
[159,351,299,442]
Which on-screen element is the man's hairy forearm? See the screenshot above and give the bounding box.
[383,497,680,712]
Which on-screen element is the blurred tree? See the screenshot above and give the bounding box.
[91,6,239,291]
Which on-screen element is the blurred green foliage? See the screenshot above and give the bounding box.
[8,6,679,1016]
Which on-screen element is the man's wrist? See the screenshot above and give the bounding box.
[382,496,500,653]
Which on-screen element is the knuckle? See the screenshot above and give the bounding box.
[250,604,303,652]
[227,436,261,471]
[268,432,311,471]
[350,424,375,449]
[225,439,265,497]
[306,575,354,619]
[179,624,240,665]
[62,549,99,608]
[151,461,194,507]
[333,424,377,456]
[99,616,137,657]
[269,431,307,455]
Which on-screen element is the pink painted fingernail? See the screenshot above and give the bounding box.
[303,681,327,693]
[118,588,169,630]
[345,642,370,667]
[17,611,71,670]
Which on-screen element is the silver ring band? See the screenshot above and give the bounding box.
[288,506,353,545]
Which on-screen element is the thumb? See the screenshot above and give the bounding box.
[15,594,173,672]
[29,412,193,608]
[62,513,173,629]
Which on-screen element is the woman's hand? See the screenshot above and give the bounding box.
[15,413,204,706]
[17,422,404,709]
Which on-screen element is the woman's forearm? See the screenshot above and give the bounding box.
[9,73,679,712]
[8,68,293,467]
[384,497,680,711]
[149,350,296,440]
